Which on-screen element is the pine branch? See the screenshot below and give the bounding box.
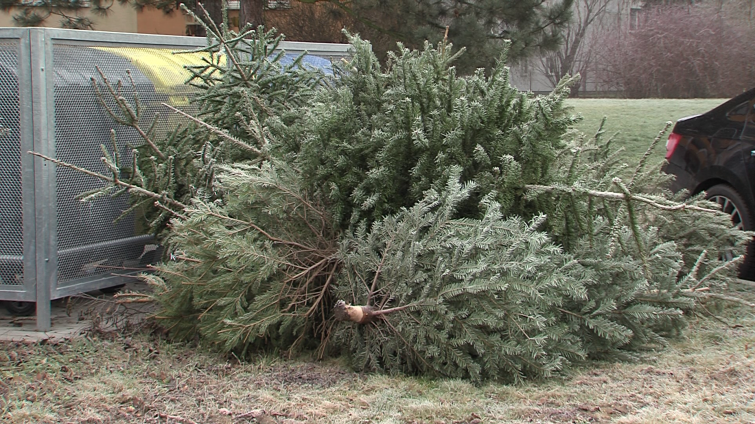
[613,178,650,279]
[162,103,264,156]
[199,209,316,251]
[154,201,188,220]
[28,151,186,210]
[113,292,154,304]
[680,291,755,308]
[304,266,337,317]
[184,2,252,86]
[91,68,166,160]
[367,236,394,304]
[681,250,708,286]
[525,182,721,214]
[690,255,744,292]
[628,122,672,191]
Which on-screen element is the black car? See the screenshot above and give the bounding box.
[663,87,755,278]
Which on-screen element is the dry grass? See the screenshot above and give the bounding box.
[1,291,754,423]
[1,98,753,423]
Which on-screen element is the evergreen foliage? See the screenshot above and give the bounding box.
[88,21,323,235]
[49,22,753,382]
[522,123,747,358]
[332,172,585,381]
[179,10,324,151]
[296,34,577,230]
[146,160,339,353]
[330,122,746,379]
[1,0,575,74]
[340,0,574,73]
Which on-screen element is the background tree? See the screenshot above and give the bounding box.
[0,0,239,32]
[538,0,611,96]
[595,2,755,98]
[265,0,350,43]
[715,0,755,26]
[239,0,264,29]
[1,0,574,73]
[0,0,117,29]
[327,0,575,74]
[0,0,217,31]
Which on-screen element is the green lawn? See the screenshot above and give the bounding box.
[565,98,727,166]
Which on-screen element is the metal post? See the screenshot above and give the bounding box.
[30,28,55,332]
[19,30,40,323]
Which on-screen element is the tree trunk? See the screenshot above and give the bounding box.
[204,0,223,27]
[239,0,265,30]
[190,0,223,36]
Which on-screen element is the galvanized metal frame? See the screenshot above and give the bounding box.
[0,29,34,305]
[0,27,350,331]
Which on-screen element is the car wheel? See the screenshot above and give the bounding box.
[705,184,755,279]
[4,301,35,316]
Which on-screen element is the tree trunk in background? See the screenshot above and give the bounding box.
[240,0,265,30]
[189,0,223,36]
[204,0,224,28]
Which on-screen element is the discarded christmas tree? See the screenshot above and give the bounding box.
[43,17,752,382]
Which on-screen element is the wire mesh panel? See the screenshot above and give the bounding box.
[48,42,346,286]
[0,39,23,288]
[52,45,182,285]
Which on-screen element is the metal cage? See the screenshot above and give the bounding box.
[0,28,349,330]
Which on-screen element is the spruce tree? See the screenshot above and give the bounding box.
[42,23,753,382]
[331,172,585,381]
[340,0,574,73]
[295,34,577,230]
[145,160,340,352]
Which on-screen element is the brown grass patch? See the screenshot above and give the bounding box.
[1,298,754,423]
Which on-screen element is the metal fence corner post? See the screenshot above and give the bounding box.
[30,28,55,332]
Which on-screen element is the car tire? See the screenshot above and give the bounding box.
[705,184,755,280]
[4,301,35,316]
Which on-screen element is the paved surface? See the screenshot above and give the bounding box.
[0,299,91,342]
[0,280,153,343]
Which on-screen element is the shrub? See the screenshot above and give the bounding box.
[595,4,755,98]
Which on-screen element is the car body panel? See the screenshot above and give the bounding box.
[664,88,755,211]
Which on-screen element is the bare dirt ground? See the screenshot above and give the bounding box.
[1,287,754,424]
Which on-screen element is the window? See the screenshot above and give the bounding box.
[266,0,291,10]
[629,7,641,30]
[726,101,750,123]
[743,101,755,140]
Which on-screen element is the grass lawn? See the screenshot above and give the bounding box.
[2,98,754,424]
[565,98,727,168]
